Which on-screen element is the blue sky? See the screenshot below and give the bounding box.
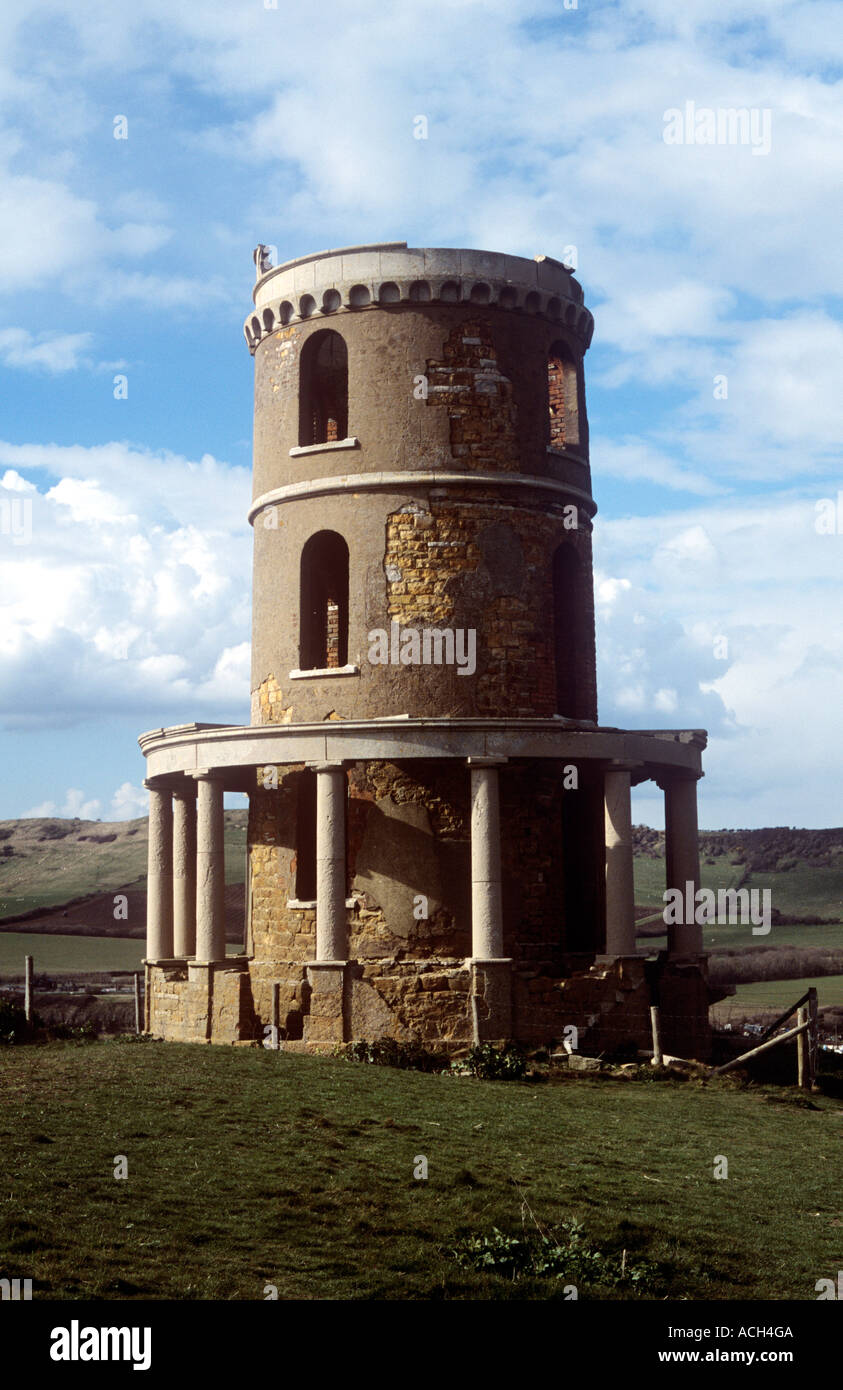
[0,0,841,829]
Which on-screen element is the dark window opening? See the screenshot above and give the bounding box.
[547,344,579,449]
[299,530,349,670]
[299,329,348,446]
[295,769,316,901]
[560,775,606,953]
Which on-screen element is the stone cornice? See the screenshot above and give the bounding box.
[245,242,594,355]
[247,469,597,525]
[137,718,706,786]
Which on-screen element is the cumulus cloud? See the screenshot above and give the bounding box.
[0,0,838,830]
[594,493,843,825]
[22,787,102,820]
[0,329,94,373]
[110,781,148,820]
[0,442,251,730]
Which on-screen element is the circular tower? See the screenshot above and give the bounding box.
[245,242,607,1044]
[140,241,709,1060]
[247,241,598,727]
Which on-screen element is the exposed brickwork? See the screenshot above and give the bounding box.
[547,351,579,450]
[325,600,340,667]
[426,319,520,473]
[247,776,315,961]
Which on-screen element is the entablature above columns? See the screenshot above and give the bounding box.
[138,718,705,789]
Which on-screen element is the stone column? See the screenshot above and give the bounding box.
[467,757,511,1041]
[305,762,348,1045]
[145,780,173,961]
[603,761,637,957]
[172,783,197,958]
[194,772,226,962]
[310,762,348,962]
[662,772,703,957]
[468,757,506,958]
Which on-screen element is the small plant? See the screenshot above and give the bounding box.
[0,997,33,1044]
[341,1038,451,1073]
[450,1218,661,1291]
[462,1042,527,1080]
[45,1019,98,1042]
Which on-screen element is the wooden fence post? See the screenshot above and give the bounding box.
[797,1006,809,1089]
[808,987,819,1090]
[712,1018,811,1076]
[24,954,33,1023]
[272,982,281,1051]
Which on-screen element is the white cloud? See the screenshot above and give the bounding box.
[595,492,843,825]
[1,469,36,492]
[0,329,94,373]
[110,781,148,820]
[21,787,101,819]
[0,441,251,729]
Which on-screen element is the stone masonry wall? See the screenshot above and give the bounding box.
[383,498,595,720]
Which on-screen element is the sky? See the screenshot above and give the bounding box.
[0,0,840,830]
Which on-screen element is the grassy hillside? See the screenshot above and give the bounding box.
[0,812,248,922]
[633,825,843,923]
[1,1041,841,1301]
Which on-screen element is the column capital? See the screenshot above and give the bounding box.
[190,768,224,781]
[654,768,704,790]
[172,781,198,800]
[143,776,171,791]
[306,760,346,773]
[605,759,643,773]
[466,756,508,768]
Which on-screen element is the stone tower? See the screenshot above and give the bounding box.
[140,241,712,1058]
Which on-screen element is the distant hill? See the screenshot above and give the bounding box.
[632,824,843,872]
[0,814,841,941]
[0,812,247,929]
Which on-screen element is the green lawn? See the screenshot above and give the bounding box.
[1,1041,841,1301]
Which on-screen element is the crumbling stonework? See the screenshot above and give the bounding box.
[251,674,293,726]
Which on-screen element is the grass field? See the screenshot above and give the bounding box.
[634,855,843,925]
[0,933,247,976]
[0,932,145,975]
[712,975,843,1019]
[640,922,843,955]
[1,1041,842,1301]
[634,854,741,907]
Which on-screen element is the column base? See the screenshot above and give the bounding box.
[470,958,513,1043]
[304,961,349,1044]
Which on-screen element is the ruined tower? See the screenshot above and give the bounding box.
[140,242,711,1057]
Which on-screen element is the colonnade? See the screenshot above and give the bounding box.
[145,758,703,965]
